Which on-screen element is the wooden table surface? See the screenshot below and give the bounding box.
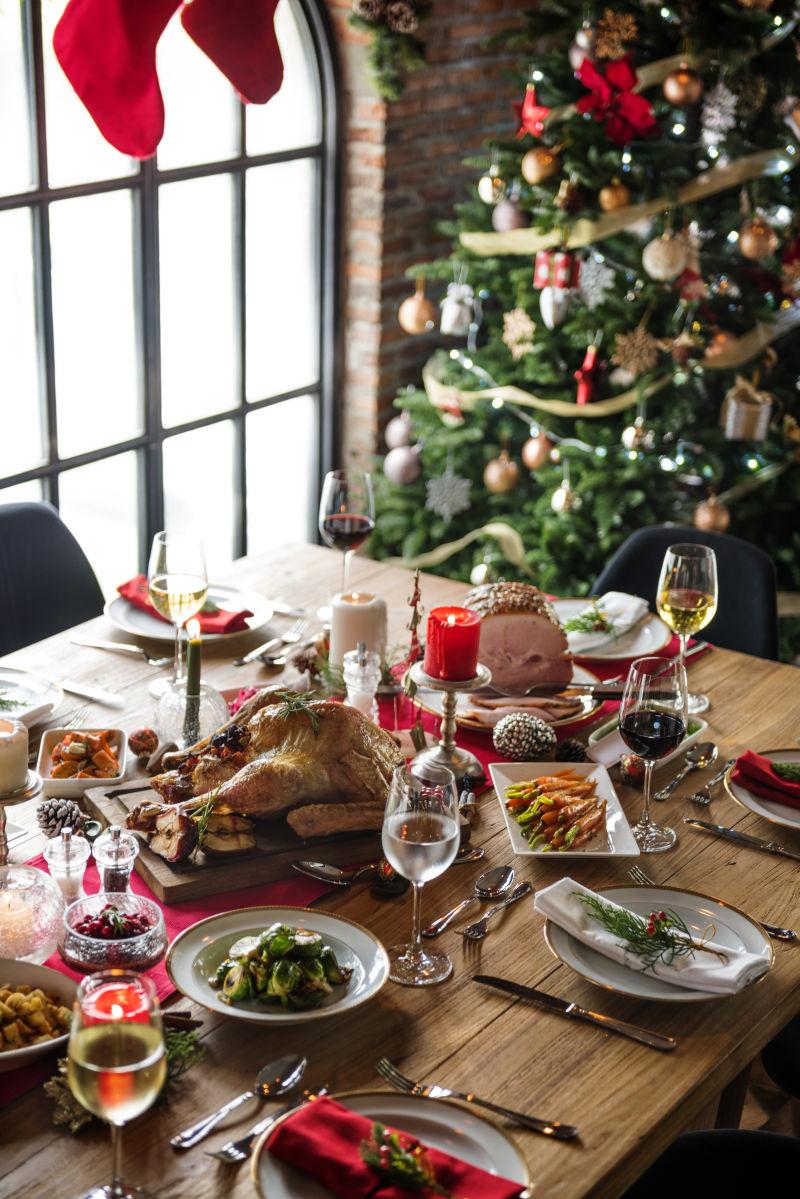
[2,544,799,1199]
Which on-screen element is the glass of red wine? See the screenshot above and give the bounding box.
[619,656,688,854]
[318,469,375,597]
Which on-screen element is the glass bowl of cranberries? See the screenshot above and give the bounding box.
[59,893,167,973]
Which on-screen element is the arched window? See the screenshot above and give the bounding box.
[0,0,338,590]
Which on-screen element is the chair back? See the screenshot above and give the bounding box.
[0,502,104,655]
[591,524,779,660]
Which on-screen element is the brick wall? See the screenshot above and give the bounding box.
[325,0,524,464]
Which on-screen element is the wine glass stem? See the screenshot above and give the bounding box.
[410,881,423,955]
[678,633,687,673]
[109,1122,125,1198]
[341,549,352,597]
[173,621,184,684]
[641,760,655,830]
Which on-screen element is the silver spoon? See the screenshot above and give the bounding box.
[422,865,515,938]
[291,846,485,886]
[654,741,718,803]
[170,1053,306,1150]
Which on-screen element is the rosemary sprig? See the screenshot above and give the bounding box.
[0,689,21,712]
[574,892,728,973]
[274,690,321,735]
[563,602,615,637]
[192,788,220,858]
[773,761,800,783]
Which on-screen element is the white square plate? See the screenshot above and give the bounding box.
[489,760,640,858]
[37,727,127,796]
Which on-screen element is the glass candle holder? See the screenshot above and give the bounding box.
[155,681,229,750]
[0,863,65,963]
[43,827,91,903]
[92,825,140,894]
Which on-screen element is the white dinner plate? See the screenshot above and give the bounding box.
[104,584,273,644]
[252,1091,531,1199]
[544,885,773,1003]
[166,906,389,1026]
[552,598,672,661]
[724,748,800,835]
[0,960,76,1073]
[490,761,639,858]
[416,664,602,733]
[0,666,63,728]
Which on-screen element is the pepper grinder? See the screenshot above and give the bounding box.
[93,825,140,893]
[43,826,90,903]
[343,641,381,724]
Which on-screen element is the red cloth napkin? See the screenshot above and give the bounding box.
[731,750,800,810]
[0,856,330,1106]
[117,575,253,634]
[267,1095,525,1199]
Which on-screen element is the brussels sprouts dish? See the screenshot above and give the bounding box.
[209,923,353,1011]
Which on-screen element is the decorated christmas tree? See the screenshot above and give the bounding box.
[369,0,800,642]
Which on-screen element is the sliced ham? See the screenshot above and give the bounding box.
[464,697,583,727]
[463,582,572,694]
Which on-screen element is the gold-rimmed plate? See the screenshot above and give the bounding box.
[251,1091,531,1199]
[724,748,800,835]
[416,664,603,733]
[543,885,773,1003]
[552,598,672,661]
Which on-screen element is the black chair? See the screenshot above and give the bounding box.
[592,525,779,660]
[0,502,104,655]
[761,1015,800,1137]
[622,1130,800,1197]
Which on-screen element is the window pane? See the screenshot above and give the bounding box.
[159,176,237,428]
[59,452,139,596]
[0,481,44,505]
[42,1,137,187]
[0,209,45,478]
[157,12,239,170]
[246,397,316,551]
[246,0,322,155]
[246,159,319,401]
[50,191,141,458]
[163,423,236,571]
[0,2,34,194]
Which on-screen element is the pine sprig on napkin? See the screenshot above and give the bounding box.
[575,893,728,973]
[563,602,614,637]
[360,1121,453,1196]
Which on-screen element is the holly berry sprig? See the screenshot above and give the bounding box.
[359,1121,452,1196]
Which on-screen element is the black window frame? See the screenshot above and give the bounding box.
[0,0,341,566]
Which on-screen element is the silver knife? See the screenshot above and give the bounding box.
[474,975,677,1052]
[60,679,126,708]
[271,601,306,618]
[684,818,800,863]
[233,635,284,666]
[71,636,155,658]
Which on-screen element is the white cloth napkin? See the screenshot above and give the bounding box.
[565,591,649,653]
[534,877,770,995]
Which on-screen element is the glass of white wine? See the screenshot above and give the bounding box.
[656,543,718,715]
[67,970,166,1199]
[381,761,459,987]
[147,530,207,697]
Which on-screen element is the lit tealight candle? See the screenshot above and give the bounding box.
[329,592,387,667]
[0,888,34,959]
[0,718,28,794]
[83,981,151,1025]
[423,607,481,681]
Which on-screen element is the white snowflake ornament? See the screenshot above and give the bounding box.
[578,255,615,310]
[425,467,471,522]
[701,82,737,147]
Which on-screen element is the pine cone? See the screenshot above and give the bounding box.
[36,798,87,838]
[385,1,419,33]
[554,738,588,763]
[353,0,387,21]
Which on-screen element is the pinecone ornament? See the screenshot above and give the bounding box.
[493,713,556,760]
[554,737,588,763]
[37,798,87,838]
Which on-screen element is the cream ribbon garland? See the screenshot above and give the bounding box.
[421,306,800,418]
[385,521,535,574]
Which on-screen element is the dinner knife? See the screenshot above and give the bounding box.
[474,975,677,1052]
[233,636,284,666]
[270,601,306,618]
[684,818,800,863]
[59,679,126,708]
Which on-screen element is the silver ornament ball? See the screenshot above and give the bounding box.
[493,713,557,760]
[384,444,422,486]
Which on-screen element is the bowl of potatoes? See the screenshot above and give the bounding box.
[0,959,76,1072]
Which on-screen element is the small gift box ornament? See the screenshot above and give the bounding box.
[533,249,579,290]
[719,375,773,441]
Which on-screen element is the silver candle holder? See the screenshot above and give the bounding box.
[408,661,492,781]
[0,770,42,866]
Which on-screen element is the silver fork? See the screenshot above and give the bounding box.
[627,866,796,941]
[687,758,735,807]
[375,1058,577,1140]
[206,1089,327,1164]
[458,881,532,942]
[233,618,309,667]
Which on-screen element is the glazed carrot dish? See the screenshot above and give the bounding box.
[505,769,606,851]
[49,730,121,779]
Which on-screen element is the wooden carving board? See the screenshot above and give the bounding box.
[84,783,381,904]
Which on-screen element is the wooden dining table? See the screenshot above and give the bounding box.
[1,543,799,1199]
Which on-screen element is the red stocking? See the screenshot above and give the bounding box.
[53,0,181,159]
[181,0,283,105]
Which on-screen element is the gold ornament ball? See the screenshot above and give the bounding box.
[521,146,560,185]
[478,171,506,205]
[483,450,520,494]
[521,431,555,471]
[662,67,704,106]
[739,217,779,261]
[642,233,688,281]
[398,289,436,335]
[599,180,631,212]
[551,481,581,514]
[693,495,730,533]
[705,330,737,359]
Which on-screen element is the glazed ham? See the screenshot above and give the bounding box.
[463,582,572,694]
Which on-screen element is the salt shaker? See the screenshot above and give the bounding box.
[93,825,139,893]
[343,641,381,724]
[43,827,90,903]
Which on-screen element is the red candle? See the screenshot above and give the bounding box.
[82,982,150,1025]
[423,606,481,681]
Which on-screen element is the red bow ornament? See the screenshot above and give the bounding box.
[574,340,605,406]
[577,56,659,147]
[514,84,551,139]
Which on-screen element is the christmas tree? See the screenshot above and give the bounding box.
[369,0,800,649]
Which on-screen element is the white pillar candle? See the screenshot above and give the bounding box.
[0,718,28,793]
[329,592,388,668]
